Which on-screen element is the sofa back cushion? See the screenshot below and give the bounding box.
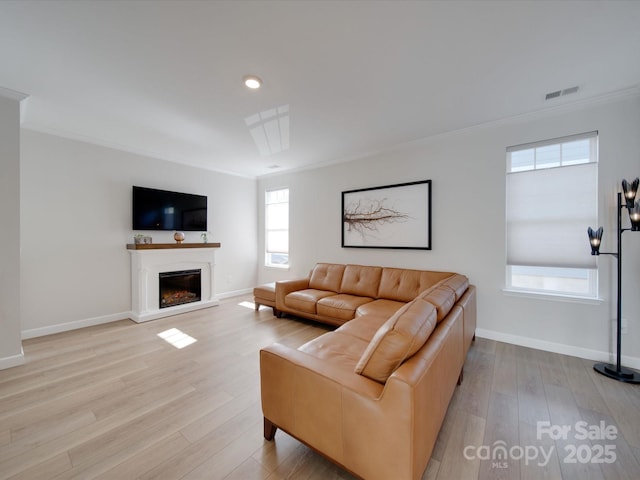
[419,285,456,323]
[354,297,437,383]
[440,273,469,300]
[340,264,383,298]
[377,268,454,302]
[309,263,346,292]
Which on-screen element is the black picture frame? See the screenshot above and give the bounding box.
[342,180,432,250]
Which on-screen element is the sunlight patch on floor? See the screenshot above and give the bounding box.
[238,301,257,310]
[157,328,197,349]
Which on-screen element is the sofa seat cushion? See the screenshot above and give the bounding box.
[419,285,456,323]
[299,331,369,370]
[355,298,438,383]
[356,299,405,319]
[335,314,389,343]
[317,294,374,321]
[285,289,337,314]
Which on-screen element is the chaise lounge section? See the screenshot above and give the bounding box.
[260,263,476,480]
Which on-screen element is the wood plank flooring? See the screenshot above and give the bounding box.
[1,295,639,479]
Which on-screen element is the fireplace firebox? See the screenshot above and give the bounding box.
[159,269,202,309]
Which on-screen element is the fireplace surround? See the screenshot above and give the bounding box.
[127,243,220,322]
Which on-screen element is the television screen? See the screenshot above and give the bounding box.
[132,186,207,231]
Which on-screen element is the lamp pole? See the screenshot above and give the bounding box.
[592,191,640,383]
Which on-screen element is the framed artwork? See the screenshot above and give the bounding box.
[342,180,432,250]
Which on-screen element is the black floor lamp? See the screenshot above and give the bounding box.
[588,178,640,383]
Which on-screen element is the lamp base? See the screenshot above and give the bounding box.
[593,362,640,384]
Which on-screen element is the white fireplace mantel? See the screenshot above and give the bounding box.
[127,243,221,322]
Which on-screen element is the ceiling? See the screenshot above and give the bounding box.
[1,1,639,178]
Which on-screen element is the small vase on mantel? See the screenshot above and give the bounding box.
[174,231,185,244]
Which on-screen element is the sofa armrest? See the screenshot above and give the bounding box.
[275,277,310,310]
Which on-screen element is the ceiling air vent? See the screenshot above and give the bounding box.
[545,85,580,101]
[545,90,562,100]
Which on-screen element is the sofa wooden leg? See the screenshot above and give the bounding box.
[457,368,463,385]
[264,417,277,440]
[255,302,260,311]
[472,332,476,341]
[272,307,279,317]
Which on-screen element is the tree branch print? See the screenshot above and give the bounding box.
[343,198,410,239]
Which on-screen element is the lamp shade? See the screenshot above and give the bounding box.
[587,226,603,255]
[622,178,639,209]
[630,201,640,231]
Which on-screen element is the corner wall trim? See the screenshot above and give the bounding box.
[0,86,28,101]
[21,312,132,340]
[0,348,25,370]
[475,328,640,370]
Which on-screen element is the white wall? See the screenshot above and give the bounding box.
[258,93,640,366]
[20,130,257,337]
[0,93,24,368]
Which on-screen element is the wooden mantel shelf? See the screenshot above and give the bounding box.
[126,242,221,250]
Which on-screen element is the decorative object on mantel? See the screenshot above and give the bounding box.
[201,232,209,243]
[587,177,640,383]
[133,234,153,244]
[174,231,185,244]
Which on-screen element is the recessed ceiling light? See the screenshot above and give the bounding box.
[243,75,262,89]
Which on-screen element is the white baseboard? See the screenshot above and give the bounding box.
[21,312,131,340]
[0,348,25,370]
[217,287,253,300]
[20,289,252,338]
[475,328,640,370]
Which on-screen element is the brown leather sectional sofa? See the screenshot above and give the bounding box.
[260,263,476,480]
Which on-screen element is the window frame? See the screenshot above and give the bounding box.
[265,187,289,268]
[505,131,599,299]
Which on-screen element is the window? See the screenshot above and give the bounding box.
[505,132,598,298]
[265,188,289,267]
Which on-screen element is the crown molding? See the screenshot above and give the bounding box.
[382,85,640,153]
[21,123,256,180]
[259,85,640,178]
[0,86,28,102]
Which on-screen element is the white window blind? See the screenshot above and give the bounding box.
[506,162,597,268]
[506,132,598,289]
[265,188,289,266]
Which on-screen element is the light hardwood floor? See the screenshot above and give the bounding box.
[1,295,639,479]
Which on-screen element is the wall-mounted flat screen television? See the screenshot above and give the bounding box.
[132,186,208,231]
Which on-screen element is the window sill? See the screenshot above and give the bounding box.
[265,264,290,270]
[502,288,603,305]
